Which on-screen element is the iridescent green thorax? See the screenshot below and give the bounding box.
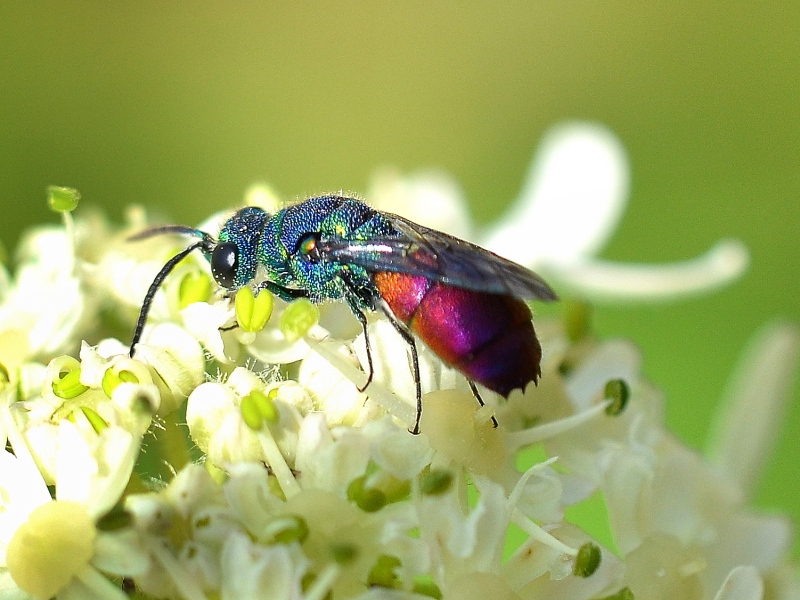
[257,196,397,304]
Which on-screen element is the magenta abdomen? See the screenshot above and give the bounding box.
[374,271,541,396]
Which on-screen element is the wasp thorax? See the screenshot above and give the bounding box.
[211,242,239,288]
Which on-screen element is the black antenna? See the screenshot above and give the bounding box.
[128,226,217,358]
[129,241,206,357]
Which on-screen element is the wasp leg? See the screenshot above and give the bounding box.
[467,380,499,428]
[337,272,375,393]
[376,299,423,435]
[253,280,310,303]
[350,304,374,393]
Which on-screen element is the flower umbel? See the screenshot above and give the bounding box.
[0,125,795,600]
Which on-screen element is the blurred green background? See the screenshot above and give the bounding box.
[1,2,798,547]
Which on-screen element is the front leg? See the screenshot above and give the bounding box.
[253,280,310,303]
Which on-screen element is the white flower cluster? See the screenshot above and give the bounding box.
[0,125,796,600]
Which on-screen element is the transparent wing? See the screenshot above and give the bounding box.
[318,212,557,301]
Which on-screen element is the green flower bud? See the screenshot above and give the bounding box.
[47,186,80,213]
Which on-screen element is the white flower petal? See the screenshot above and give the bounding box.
[220,532,305,600]
[368,168,472,239]
[305,334,415,427]
[181,300,236,363]
[705,512,792,593]
[64,565,129,600]
[482,122,629,266]
[92,530,150,576]
[707,322,800,498]
[565,339,642,411]
[246,321,315,365]
[0,450,50,557]
[295,414,370,495]
[712,565,764,600]
[55,421,137,519]
[546,238,749,302]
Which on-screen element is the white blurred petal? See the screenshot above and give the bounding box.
[220,532,304,600]
[482,122,629,266]
[92,530,150,576]
[65,566,129,600]
[546,239,749,302]
[0,450,50,552]
[713,566,764,600]
[707,322,800,497]
[369,168,472,239]
[565,339,642,411]
[706,512,792,592]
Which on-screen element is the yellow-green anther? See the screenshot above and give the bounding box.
[330,541,358,565]
[412,578,443,599]
[240,393,264,431]
[604,379,630,416]
[0,362,9,385]
[280,298,319,342]
[367,555,402,588]
[47,186,81,213]
[235,286,273,333]
[564,299,592,342]
[573,542,601,577]
[347,476,387,513]
[96,505,132,532]
[247,389,279,423]
[419,469,453,496]
[271,515,309,544]
[102,368,139,398]
[80,406,108,434]
[52,368,89,399]
[178,271,213,309]
[597,587,635,600]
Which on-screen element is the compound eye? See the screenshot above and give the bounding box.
[211,242,239,288]
[297,232,322,263]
